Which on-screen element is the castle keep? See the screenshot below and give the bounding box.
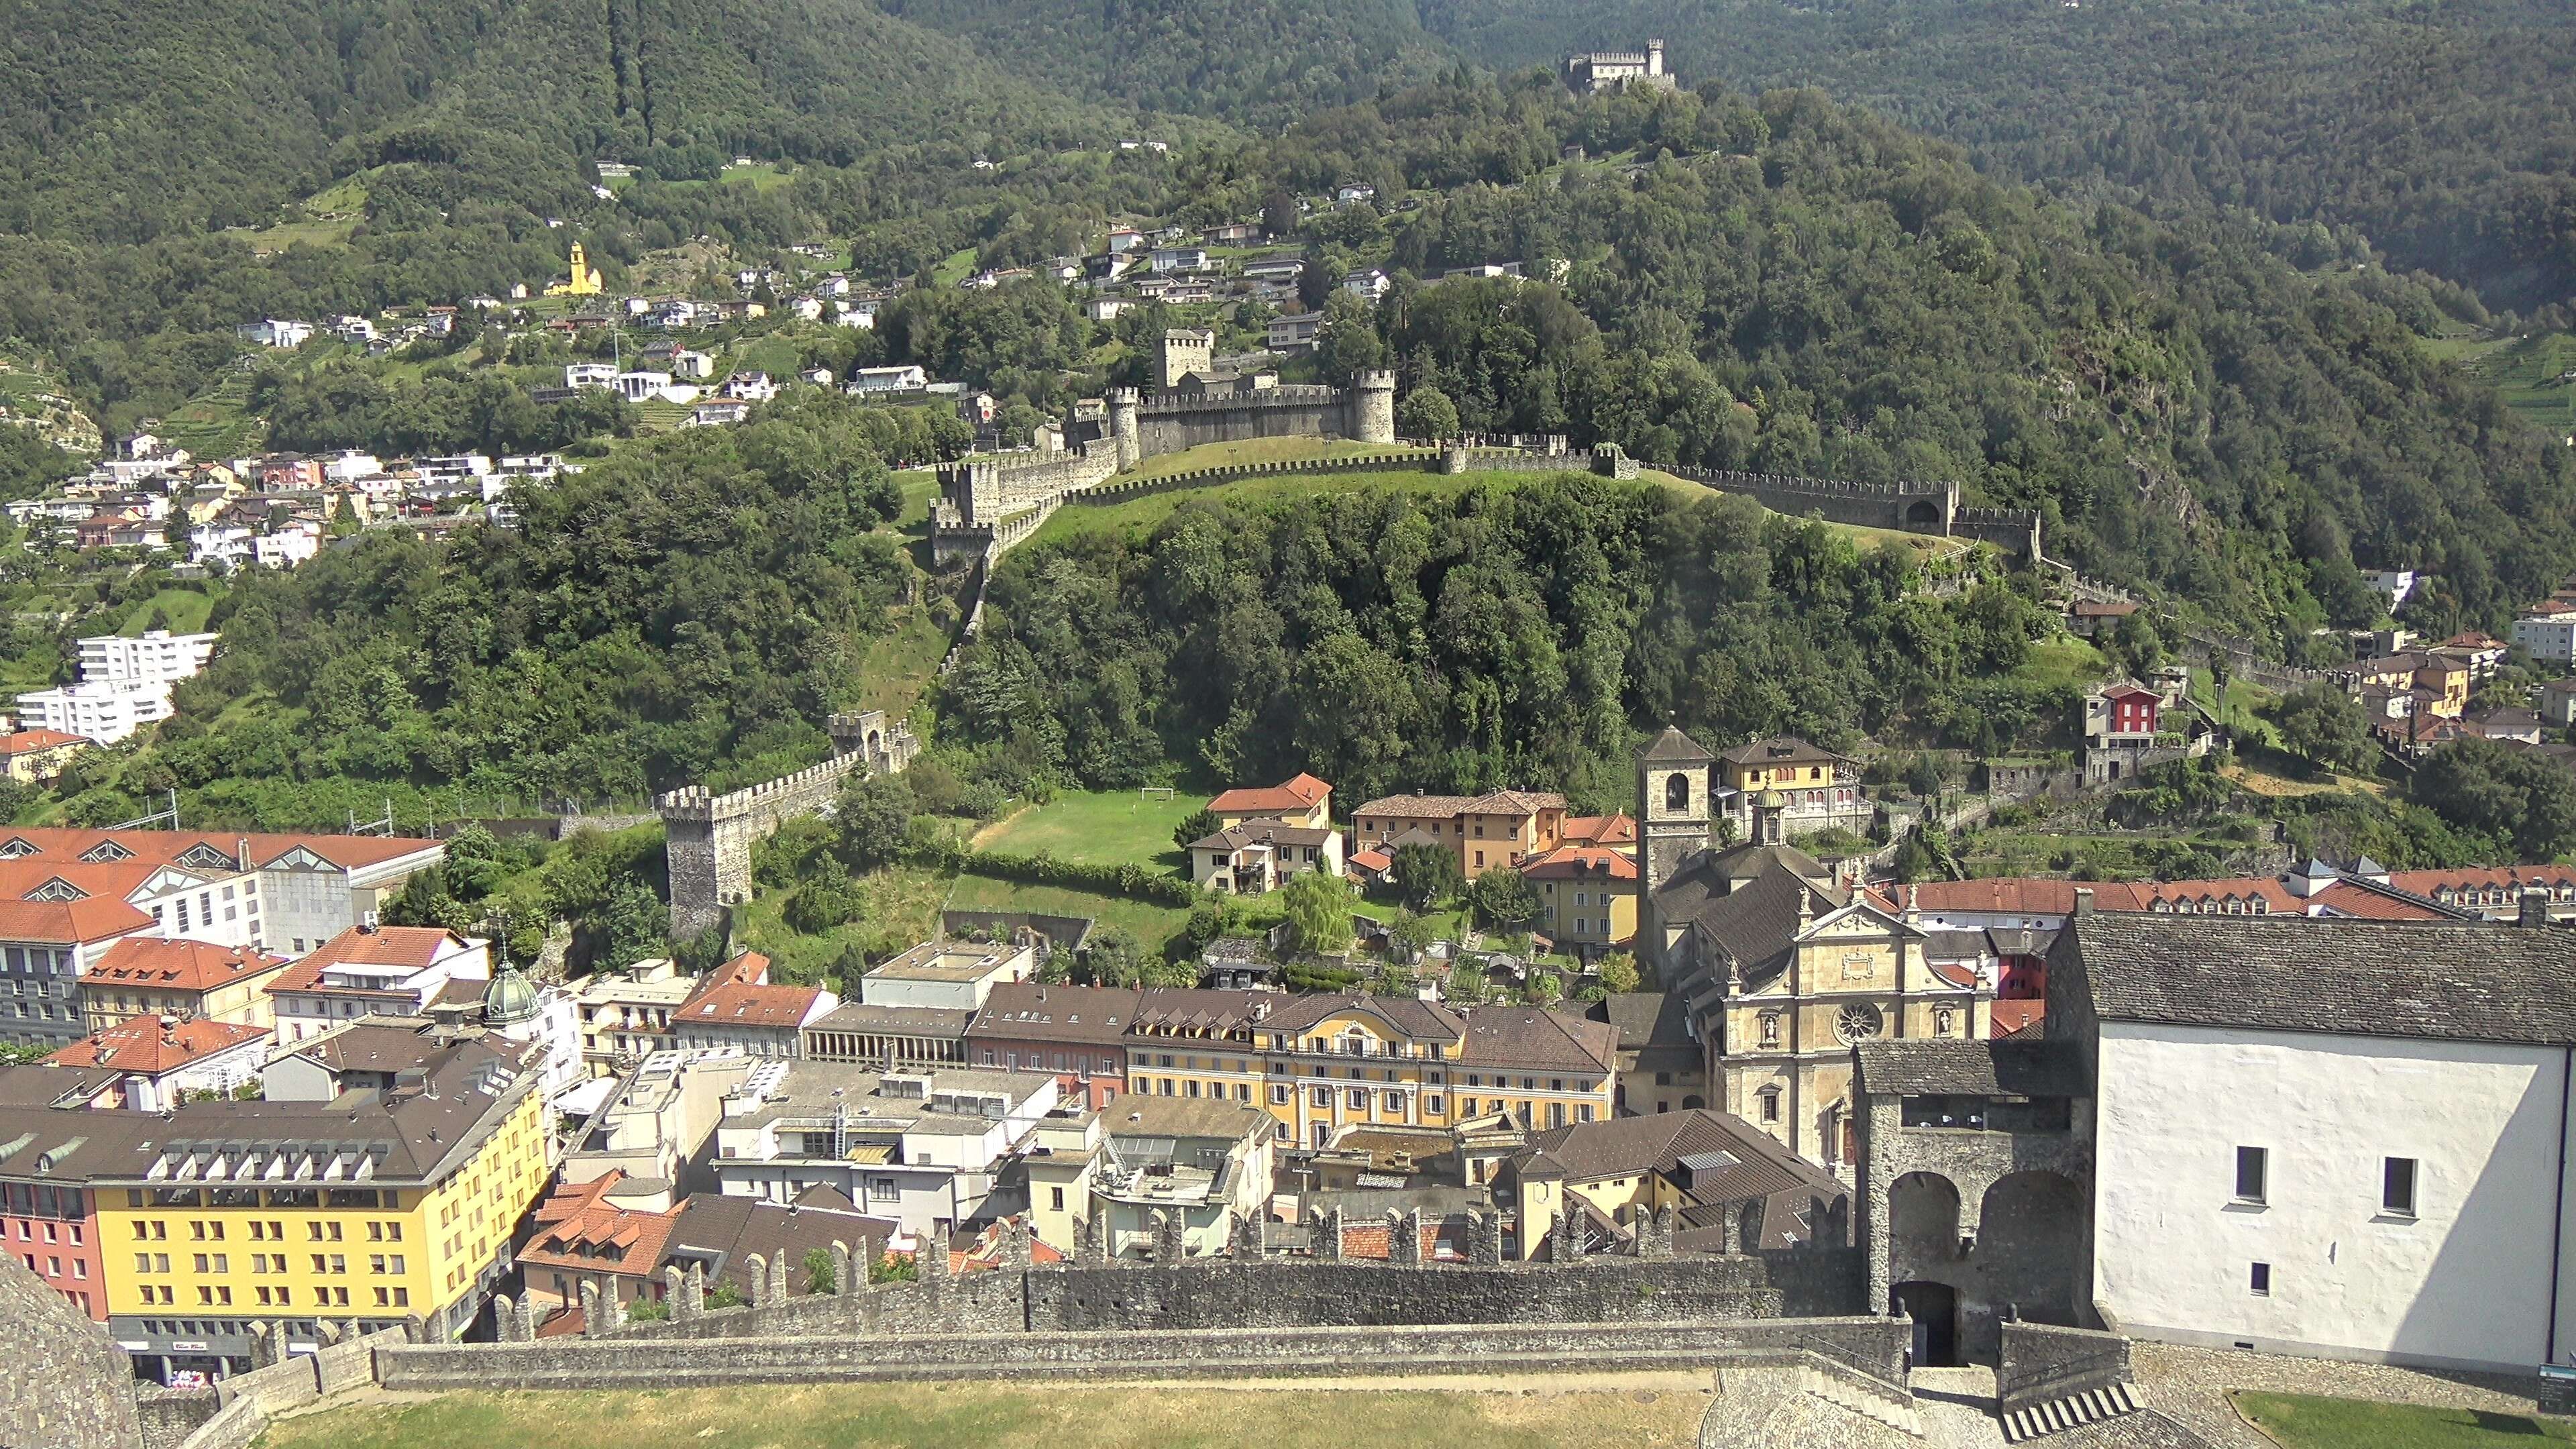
[657,710,918,938]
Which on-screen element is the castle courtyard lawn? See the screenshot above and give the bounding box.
[2232,1391,2576,1448]
[972,788,1209,870]
[945,870,1194,952]
[257,1380,1709,1449]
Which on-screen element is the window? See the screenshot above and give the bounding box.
[2382,1157,2418,1218]
[1426,1095,1444,1114]
[2235,1146,2267,1204]
[1383,1091,1404,1112]
[1758,1089,1780,1124]
[1346,1087,1368,1110]
[1310,1086,1330,1108]
[2249,1262,2271,1296]
[1665,773,1690,811]
[1050,1187,1065,1212]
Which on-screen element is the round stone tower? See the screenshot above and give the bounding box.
[1108,386,1142,471]
[1354,370,1397,445]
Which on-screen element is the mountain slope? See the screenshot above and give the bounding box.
[877,0,1450,127]
[1421,0,2576,314]
[0,0,1136,241]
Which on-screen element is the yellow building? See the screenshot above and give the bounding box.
[92,1034,549,1377]
[1349,790,1570,879]
[80,937,291,1033]
[1120,991,1618,1152]
[1501,1107,1850,1260]
[0,728,89,784]
[545,241,603,297]
[1521,843,1638,957]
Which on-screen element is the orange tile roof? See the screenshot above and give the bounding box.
[266,925,474,994]
[1208,773,1332,816]
[0,826,439,873]
[1989,1000,2046,1036]
[0,729,89,755]
[517,1171,682,1277]
[1519,844,1638,881]
[681,982,823,1029]
[1562,814,1636,845]
[47,1015,269,1073]
[86,937,286,992]
[1894,879,2084,916]
[0,896,156,943]
[2306,881,2450,921]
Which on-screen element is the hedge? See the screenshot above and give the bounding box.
[955,848,1199,907]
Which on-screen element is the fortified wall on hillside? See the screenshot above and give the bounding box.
[657,710,918,938]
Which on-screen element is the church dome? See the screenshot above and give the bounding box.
[482,965,540,1026]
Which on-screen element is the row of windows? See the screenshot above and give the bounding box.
[18,1250,87,1281]
[136,1218,399,1243]
[160,1283,400,1308]
[5,1215,83,1242]
[2233,1146,2419,1218]
[125,1189,402,1210]
[136,1252,405,1276]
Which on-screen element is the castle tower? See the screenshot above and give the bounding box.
[1636,726,1715,965]
[1156,329,1215,392]
[1108,387,1142,470]
[1354,370,1397,445]
[1647,38,1666,76]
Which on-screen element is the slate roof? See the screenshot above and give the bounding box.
[964,983,1141,1046]
[1851,1038,2085,1098]
[1638,726,1714,763]
[2059,914,2576,1045]
[1654,854,1855,983]
[1716,735,1853,769]
[1588,991,1692,1051]
[1261,991,1466,1042]
[665,1186,897,1296]
[1454,1006,1617,1073]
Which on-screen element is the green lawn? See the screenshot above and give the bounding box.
[890,470,941,531]
[854,606,951,723]
[2424,325,2576,436]
[255,1381,1708,1449]
[730,864,955,984]
[971,788,1208,870]
[2233,1391,2575,1448]
[1123,437,1437,481]
[1030,468,1505,548]
[930,248,979,288]
[2010,633,2112,693]
[118,588,218,635]
[944,870,1195,953]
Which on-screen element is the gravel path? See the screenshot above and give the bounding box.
[2130,1342,2542,1448]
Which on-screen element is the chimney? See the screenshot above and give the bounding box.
[2072,888,2095,919]
[2520,889,2550,929]
[236,837,254,873]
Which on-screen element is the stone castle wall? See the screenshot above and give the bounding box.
[656,712,916,939]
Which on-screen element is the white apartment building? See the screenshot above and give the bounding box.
[265,923,492,1043]
[710,1063,1058,1234]
[13,678,174,745]
[848,365,928,394]
[2514,606,2576,665]
[78,629,216,686]
[2065,912,2576,1374]
[859,939,1034,1012]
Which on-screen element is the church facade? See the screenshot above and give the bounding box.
[1633,727,1992,1171]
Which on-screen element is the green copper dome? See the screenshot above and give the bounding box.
[482,963,540,1026]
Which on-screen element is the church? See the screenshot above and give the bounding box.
[1633,727,1992,1173]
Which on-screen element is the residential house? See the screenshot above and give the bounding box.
[1206,772,1332,829]
[660,1185,895,1303]
[0,1103,158,1320]
[0,729,89,785]
[963,982,1139,1109]
[44,1015,271,1111]
[1266,311,1325,355]
[1188,820,1344,894]
[1521,843,1635,956]
[2515,604,2576,665]
[1716,736,1870,843]
[559,1046,756,1199]
[13,680,176,746]
[575,957,696,1076]
[719,372,778,402]
[0,899,158,1049]
[2083,681,2172,786]
[1587,991,1706,1116]
[233,319,313,349]
[1350,790,1571,879]
[2540,678,2576,728]
[513,1171,681,1323]
[264,924,492,1044]
[848,365,929,395]
[2345,651,2469,719]
[671,952,837,1059]
[2063,599,2137,639]
[1500,1108,1847,1261]
[2432,631,2509,680]
[78,937,289,1032]
[1342,269,1391,301]
[1089,1096,1276,1258]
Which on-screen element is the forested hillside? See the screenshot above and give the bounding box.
[0,0,1133,241]
[1423,0,2576,316]
[879,0,1447,127]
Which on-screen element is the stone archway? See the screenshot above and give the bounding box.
[1974,1171,2086,1329]
[1888,1171,1962,1278]
[1905,498,1943,527]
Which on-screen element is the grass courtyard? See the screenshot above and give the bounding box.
[2233,1390,2576,1448]
[944,869,1200,952]
[972,788,1208,870]
[256,1381,1709,1449]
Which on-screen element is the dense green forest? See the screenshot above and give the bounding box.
[945,477,2056,807]
[879,0,1446,128]
[1421,0,2576,318]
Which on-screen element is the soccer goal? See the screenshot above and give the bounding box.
[1139,786,1176,801]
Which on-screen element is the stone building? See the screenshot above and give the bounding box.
[1635,727,1990,1172]
[1564,39,1676,93]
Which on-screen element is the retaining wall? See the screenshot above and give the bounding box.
[378,1314,1907,1393]
[1997,1319,2133,1415]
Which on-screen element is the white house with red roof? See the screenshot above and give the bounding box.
[46,1013,272,1110]
[264,922,491,1044]
[672,953,839,1060]
[0,826,443,959]
[0,897,159,1049]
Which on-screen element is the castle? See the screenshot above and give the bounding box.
[656,710,918,938]
[1566,40,1676,95]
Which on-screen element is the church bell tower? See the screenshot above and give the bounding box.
[1635,726,1715,963]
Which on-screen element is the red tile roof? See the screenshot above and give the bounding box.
[0,729,89,755]
[1562,814,1636,845]
[86,938,286,993]
[1519,844,1638,881]
[47,1015,269,1073]
[1890,879,2084,916]
[0,896,156,944]
[0,827,438,873]
[517,1171,681,1278]
[1988,999,2046,1037]
[2306,881,2449,921]
[682,981,822,1030]
[1207,773,1333,816]
[266,925,474,994]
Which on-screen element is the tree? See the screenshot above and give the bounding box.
[1315,290,1387,384]
[804,1246,837,1295]
[1279,868,1356,956]
[869,1250,918,1285]
[782,874,865,934]
[1389,842,1461,911]
[1262,188,1300,241]
[1396,385,1459,441]
[835,770,914,871]
[2107,611,2166,679]
[2412,737,2576,860]
[1596,951,1641,994]
[1469,866,1540,934]
[1085,926,1145,987]
[1521,969,1563,1005]
[599,878,669,969]
[2265,683,2377,775]
[1171,806,1222,850]
[707,1281,748,1308]
[1390,908,1437,956]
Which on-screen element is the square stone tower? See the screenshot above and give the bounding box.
[1157,328,1216,392]
[1636,725,1715,961]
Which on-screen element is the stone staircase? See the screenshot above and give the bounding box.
[2001,1381,2145,1442]
[1802,1356,1925,1437]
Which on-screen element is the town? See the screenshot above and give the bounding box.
[6,10,2576,1449]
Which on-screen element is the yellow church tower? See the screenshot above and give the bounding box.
[547,241,602,297]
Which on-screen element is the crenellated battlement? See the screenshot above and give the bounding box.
[1138,385,1344,417]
